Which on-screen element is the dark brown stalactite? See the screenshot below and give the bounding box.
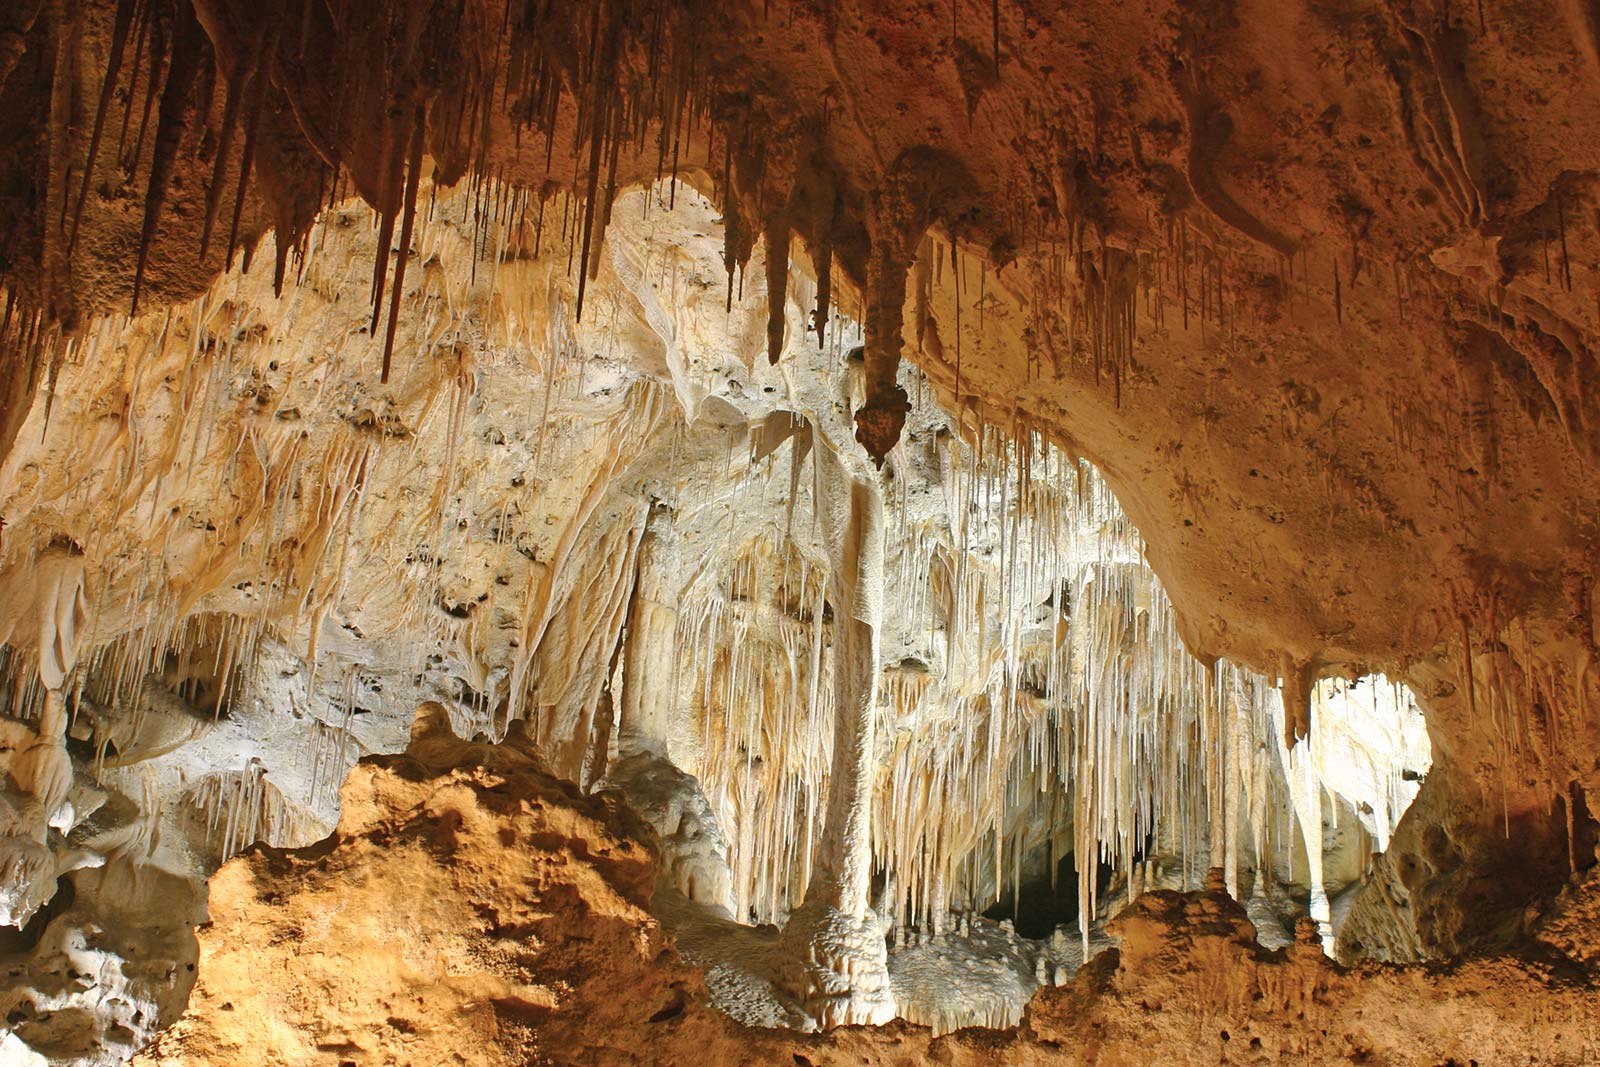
[667,45,697,213]
[722,136,738,314]
[270,221,293,294]
[805,165,838,351]
[198,29,262,264]
[369,121,403,332]
[131,0,206,316]
[575,3,620,324]
[813,227,833,349]
[765,211,790,365]
[594,92,625,280]
[114,0,154,164]
[574,101,607,322]
[533,187,547,256]
[68,0,136,254]
[224,34,272,272]
[40,0,76,328]
[381,100,428,384]
[952,239,963,403]
[367,0,435,337]
[125,6,167,180]
[855,148,978,465]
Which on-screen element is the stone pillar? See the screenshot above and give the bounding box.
[618,502,680,760]
[1206,663,1226,884]
[808,478,881,915]
[1289,738,1334,954]
[779,459,895,1029]
[1225,675,1246,900]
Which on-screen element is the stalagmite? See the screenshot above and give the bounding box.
[778,423,895,1029]
[1293,741,1334,953]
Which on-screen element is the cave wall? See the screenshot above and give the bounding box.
[0,0,1597,1053]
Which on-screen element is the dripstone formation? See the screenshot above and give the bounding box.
[0,1,1595,1063]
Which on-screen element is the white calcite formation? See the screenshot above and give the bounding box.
[0,182,1430,1058]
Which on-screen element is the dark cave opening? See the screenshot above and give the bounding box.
[984,849,1120,940]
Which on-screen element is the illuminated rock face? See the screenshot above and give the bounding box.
[0,0,1597,1059]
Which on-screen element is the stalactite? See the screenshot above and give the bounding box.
[1280,654,1315,746]
[68,0,137,255]
[765,213,791,365]
[130,1,206,315]
[810,176,837,350]
[196,28,257,265]
[381,100,429,383]
[854,150,977,465]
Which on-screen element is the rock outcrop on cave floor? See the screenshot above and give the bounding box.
[135,708,1600,1067]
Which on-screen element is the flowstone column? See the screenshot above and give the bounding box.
[607,503,735,916]
[778,467,895,1029]
[0,548,91,927]
[618,502,682,759]
[1225,677,1247,899]
[1298,752,1335,951]
[1280,700,1334,954]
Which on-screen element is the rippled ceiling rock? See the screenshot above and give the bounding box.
[5,0,1597,659]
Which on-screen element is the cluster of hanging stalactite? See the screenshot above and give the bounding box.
[10,0,1597,565]
[0,178,670,864]
[4,0,827,385]
[187,757,316,861]
[673,355,1429,948]
[3,0,1214,482]
[0,155,1433,971]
